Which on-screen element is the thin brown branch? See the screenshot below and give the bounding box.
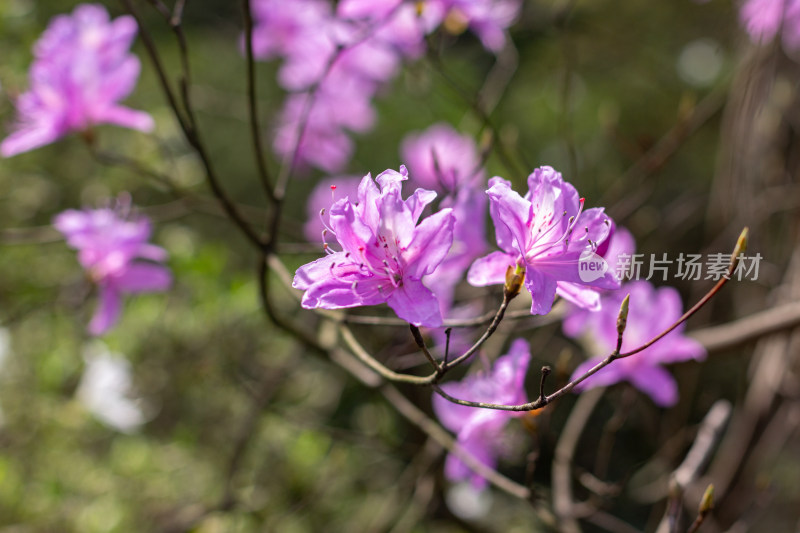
[121,0,267,251]
[410,325,442,374]
[339,324,436,385]
[241,0,276,203]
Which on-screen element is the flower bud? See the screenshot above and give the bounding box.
[699,484,714,514]
[616,293,630,337]
[504,264,525,299]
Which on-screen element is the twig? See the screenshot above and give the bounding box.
[241,0,276,202]
[410,325,442,374]
[444,290,515,370]
[121,0,267,251]
[538,366,552,403]
[379,384,532,501]
[339,324,436,385]
[655,401,731,533]
[553,387,605,533]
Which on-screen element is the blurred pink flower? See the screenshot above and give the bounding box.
[565,281,706,407]
[739,0,800,50]
[402,123,485,193]
[439,0,522,52]
[53,196,171,336]
[432,338,530,489]
[250,0,521,172]
[1,4,154,158]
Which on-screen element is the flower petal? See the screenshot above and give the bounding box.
[114,263,172,293]
[404,207,454,279]
[556,282,601,311]
[629,364,679,407]
[97,105,155,132]
[466,251,515,287]
[0,126,62,157]
[88,285,123,336]
[524,267,558,315]
[386,278,442,327]
[487,180,531,254]
[293,253,342,291]
[487,176,516,253]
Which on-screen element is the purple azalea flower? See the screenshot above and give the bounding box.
[401,122,485,194]
[566,281,706,407]
[467,166,619,315]
[303,175,362,243]
[247,0,332,61]
[1,4,154,158]
[293,167,455,327]
[438,0,522,52]
[273,76,376,173]
[338,0,443,59]
[53,196,171,336]
[432,339,530,489]
[740,0,800,50]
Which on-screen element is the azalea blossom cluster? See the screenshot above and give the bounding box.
[1,3,153,157]
[248,0,521,172]
[296,157,707,485]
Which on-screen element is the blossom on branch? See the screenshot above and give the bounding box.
[53,195,171,336]
[1,4,154,157]
[293,167,455,327]
[432,339,530,489]
[467,166,619,315]
[565,281,706,407]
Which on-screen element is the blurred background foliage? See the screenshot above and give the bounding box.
[1,0,799,532]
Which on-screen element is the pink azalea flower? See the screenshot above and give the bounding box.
[432,338,530,489]
[273,76,376,173]
[467,166,619,315]
[1,4,154,158]
[247,0,332,61]
[566,281,706,407]
[53,196,171,336]
[338,0,443,59]
[293,167,455,327]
